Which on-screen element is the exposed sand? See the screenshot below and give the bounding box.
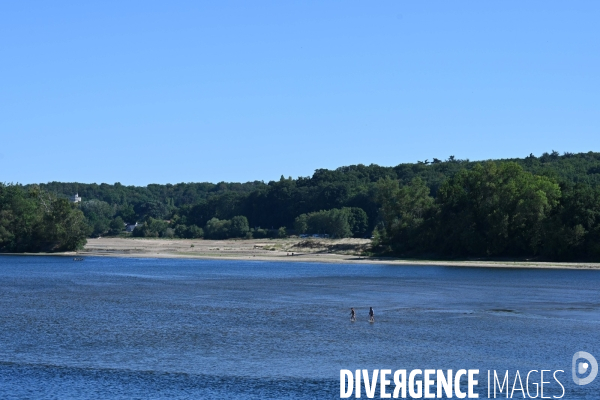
[67,237,600,270]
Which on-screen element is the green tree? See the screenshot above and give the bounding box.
[132,218,169,238]
[326,208,352,238]
[347,207,369,237]
[81,200,115,236]
[137,201,170,220]
[294,214,308,234]
[435,162,560,256]
[109,216,125,235]
[174,224,188,238]
[293,207,364,238]
[230,216,250,238]
[0,184,88,252]
[118,204,137,223]
[541,183,600,259]
[204,218,231,239]
[187,225,204,239]
[375,177,435,253]
[44,198,90,251]
[277,226,287,238]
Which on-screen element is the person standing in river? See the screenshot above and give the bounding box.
[369,307,374,322]
[350,308,356,322]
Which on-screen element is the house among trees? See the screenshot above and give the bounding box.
[125,223,139,233]
[69,193,82,203]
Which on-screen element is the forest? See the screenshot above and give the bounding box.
[1,150,600,260]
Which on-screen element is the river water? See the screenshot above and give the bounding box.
[0,255,599,399]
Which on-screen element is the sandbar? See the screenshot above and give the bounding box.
[57,237,600,270]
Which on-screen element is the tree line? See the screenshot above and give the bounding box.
[0,184,88,252]
[375,162,600,260]
[1,151,600,259]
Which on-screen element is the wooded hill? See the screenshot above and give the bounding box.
[2,150,600,260]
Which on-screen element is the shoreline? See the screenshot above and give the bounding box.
[4,237,600,270]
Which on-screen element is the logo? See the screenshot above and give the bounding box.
[572,351,598,385]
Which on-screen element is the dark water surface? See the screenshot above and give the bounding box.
[0,256,599,399]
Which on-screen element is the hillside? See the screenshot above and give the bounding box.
[2,151,599,259]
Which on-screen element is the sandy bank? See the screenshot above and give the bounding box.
[58,237,600,270]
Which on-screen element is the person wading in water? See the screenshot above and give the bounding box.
[369,307,374,323]
[350,308,356,322]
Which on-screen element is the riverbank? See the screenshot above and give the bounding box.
[50,237,600,270]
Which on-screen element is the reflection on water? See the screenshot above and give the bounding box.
[0,256,599,398]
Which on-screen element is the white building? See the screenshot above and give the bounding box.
[70,193,82,203]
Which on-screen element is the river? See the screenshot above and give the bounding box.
[0,256,598,398]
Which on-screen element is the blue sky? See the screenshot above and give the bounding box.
[1,1,599,185]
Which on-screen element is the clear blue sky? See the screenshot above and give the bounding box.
[2,1,599,186]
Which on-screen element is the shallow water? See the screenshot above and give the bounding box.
[0,256,599,398]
